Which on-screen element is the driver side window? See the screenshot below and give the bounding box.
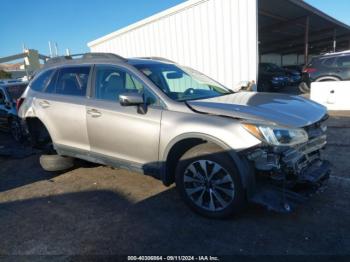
[94,66,159,105]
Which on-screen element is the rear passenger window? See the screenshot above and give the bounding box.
[337,56,350,67]
[30,69,55,92]
[47,66,90,96]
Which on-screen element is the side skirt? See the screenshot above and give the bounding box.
[54,144,162,179]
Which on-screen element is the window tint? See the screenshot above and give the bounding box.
[30,69,55,91]
[161,70,210,93]
[95,66,158,105]
[49,66,90,96]
[322,57,335,67]
[337,56,350,67]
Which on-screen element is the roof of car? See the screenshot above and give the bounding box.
[0,81,28,87]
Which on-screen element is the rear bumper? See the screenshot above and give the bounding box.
[250,159,331,213]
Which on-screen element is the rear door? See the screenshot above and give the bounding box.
[35,66,92,151]
[335,55,350,80]
[86,65,162,167]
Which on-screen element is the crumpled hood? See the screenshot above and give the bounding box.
[187,92,327,127]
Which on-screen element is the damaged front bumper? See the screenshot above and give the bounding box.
[250,159,330,213]
[244,121,331,212]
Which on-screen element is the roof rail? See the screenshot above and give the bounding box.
[323,49,350,56]
[137,56,176,63]
[45,52,127,65]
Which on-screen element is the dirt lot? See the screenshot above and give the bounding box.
[0,111,349,256]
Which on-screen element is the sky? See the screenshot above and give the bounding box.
[0,0,349,58]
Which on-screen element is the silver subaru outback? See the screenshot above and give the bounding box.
[18,53,330,218]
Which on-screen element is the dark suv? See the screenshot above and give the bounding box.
[300,51,350,93]
[0,81,28,141]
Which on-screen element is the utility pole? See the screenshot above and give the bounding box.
[54,42,59,57]
[333,28,337,52]
[48,41,53,57]
[304,16,310,65]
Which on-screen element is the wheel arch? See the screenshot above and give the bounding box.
[315,75,342,82]
[161,133,255,196]
[25,116,54,148]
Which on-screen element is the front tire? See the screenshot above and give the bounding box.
[175,143,245,218]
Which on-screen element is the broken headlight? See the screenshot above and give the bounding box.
[243,123,308,146]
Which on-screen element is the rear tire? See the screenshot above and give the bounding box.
[298,82,310,93]
[175,143,245,218]
[39,154,74,172]
[9,118,24,143]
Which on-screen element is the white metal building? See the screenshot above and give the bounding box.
[88,0,350,91]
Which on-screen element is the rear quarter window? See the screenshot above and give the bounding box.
[47,66,91,97]
[321,57,336,67]
[30,69,55,92]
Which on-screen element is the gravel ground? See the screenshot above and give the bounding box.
[0,111,349,256]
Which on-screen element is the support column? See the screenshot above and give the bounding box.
[333,28,337,52]
[304,16,310,65]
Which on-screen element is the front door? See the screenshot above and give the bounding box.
[86,65,162,168]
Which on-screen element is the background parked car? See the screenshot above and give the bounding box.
[283,64,304,74]
[283,64,303,85]
[0,79,23,85]
[258,63,302,92]
[299,51,350,93]
[0,81,28,142]
[258,63,289,91]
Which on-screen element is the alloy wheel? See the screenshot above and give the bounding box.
[183,160,235,211]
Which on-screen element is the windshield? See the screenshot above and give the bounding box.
[134,63,232,101]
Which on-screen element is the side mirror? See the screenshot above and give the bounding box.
[119,93,144,106]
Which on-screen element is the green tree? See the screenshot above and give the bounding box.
[0,70,12,79]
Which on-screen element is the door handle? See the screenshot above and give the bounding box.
[39,100,50,108]
[87,108,102,118]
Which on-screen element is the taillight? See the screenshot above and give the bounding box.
[303,68,317,73]
[16,98,25,111]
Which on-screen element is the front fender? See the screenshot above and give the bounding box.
[161,132,256,195]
